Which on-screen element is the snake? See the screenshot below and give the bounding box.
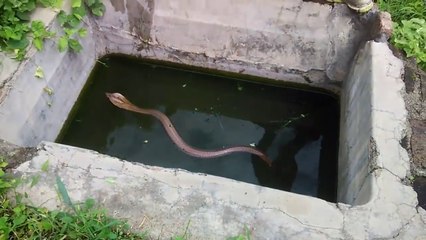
[106,92,272,166]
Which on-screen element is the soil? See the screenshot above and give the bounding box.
[402,58,426,176]
[0,139,37,170]
[400,57,426,210]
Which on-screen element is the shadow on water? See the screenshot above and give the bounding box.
[57,55,340,202]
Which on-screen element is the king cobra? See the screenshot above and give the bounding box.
[106,92,272,166]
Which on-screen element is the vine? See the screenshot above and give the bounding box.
[0,0,105,60]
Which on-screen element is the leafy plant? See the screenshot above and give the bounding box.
[0,159,147,239]
[31,20,55,51]
[392,18,426,69]
[377,0,426,23]
[0,0,105,59]
[0,160,14,195]
[56,0,104,52]
[377,0,426,70]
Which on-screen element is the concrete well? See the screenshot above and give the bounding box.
[0,0,425,239]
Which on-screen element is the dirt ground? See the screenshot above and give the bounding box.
[401,58,426,176]
[399,56,426,209]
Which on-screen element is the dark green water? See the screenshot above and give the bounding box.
[57,56,339,202]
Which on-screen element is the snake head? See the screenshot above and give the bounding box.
[105,92,132,110]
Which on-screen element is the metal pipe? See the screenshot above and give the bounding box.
[327,0,374,13]
[345,0,374,13]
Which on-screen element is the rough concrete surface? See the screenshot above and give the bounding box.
[11,141,426,239]
[0,0,390,147]
[8,41,426,239]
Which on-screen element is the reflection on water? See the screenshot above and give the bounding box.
[58,56,339,202]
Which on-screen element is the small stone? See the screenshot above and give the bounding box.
[370,12,393,42]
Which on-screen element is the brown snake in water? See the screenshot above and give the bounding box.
[106,92,272,166]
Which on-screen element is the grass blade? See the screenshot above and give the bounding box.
[56,176,76,212]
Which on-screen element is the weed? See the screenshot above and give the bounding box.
[0,0,105,59]
[377,0,426,23]
[392,18,426,69]
[0,159,147,239]
[377,0,426,70]
[1,158,255,239]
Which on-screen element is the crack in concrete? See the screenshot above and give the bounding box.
[260,207,342,231]
[371,108,406,122]
[391,213,418,239]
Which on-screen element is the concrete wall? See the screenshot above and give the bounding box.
[0,0,408,206]
[338,41,410,205]
[338,42,374,204]
[0,0,372,147]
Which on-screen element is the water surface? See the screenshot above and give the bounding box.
[58,56,339,202]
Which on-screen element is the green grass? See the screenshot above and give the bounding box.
[377,0,426,70]
[0,159,253,240]
[0,160,147,240]
[377,0,426,22]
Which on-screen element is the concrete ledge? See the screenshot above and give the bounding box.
[338,41,411,205]
[12,139,426,239]
[13,142,345,239]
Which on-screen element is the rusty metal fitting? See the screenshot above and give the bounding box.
[345,0,374,13]
[326,0,374,13]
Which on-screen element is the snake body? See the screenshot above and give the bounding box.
[106,92,272,166]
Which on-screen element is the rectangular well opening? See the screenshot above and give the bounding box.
[57,55,340,202]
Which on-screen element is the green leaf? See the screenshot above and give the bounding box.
[33,38,43,50]
[43,87,54,95]
[31,21,46,36]
[40,220,53,230]
[56,176,76,212]
[41,160,49,171]
[12,214,26,226]
[58,36,68,52]
[37,0,62,7]
[64,28,77,36]
[6,38,29,50]
[20,1,36,12]
[72,5,87,19]
[66,14,81,28]
[90,2,105,17]
[30,175,41,187]
[78,28,87,37]
[54,0,64,8]
[86,0,96,7]
[0,161,7,167]
[57,11,68,26]
[69,39,82,52]
[16,11,32,21]
[71,0,81,8]
[35,66,44,78]
[60,215,73,224]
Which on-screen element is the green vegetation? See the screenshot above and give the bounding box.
[0,159,146,239]
[377,0,426,22]
[377,0,426,70]
[0,0,105,60]
[0,159,252,239]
